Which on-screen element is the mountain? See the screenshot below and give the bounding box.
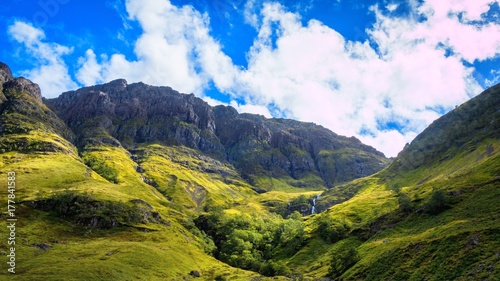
[291,83,500,279]
[0,62,387,280]
[0,63,74,155]
[44,79,389,190]
[0,60,498,281]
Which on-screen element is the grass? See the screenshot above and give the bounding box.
[1,206,264,280]
[285,136,500,280]
[1,135,497,280]
[0,143,284,280]
[0,82,498,280]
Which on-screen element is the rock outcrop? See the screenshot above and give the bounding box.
[46,79,390,187]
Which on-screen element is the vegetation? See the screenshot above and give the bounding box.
[31,190,152,229]
[317,215,349,244]
[328,246,360,278]
[0,66,498,280]
[82,153,119,183]
[422,188,449,215]
[194,210,305,276]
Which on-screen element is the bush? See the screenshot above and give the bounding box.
[423,189,449,215]
[328,246,360,278]
[195,211,305,273]
[398,193,413,214]
[317,216,349,243]
[83,154,119,183]
[260,260,292,277]
[214,276,227,281]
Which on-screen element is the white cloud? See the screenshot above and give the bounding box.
[485,69,500,87]
[76,49,102,86]
[9,0,499,157]
[414,0,500,63]
[218,2,494,157]
[386,3,398,12]
[74,0,497,157]
[8,21,78,98]
[230,100,272,118]
[76,0,239,96]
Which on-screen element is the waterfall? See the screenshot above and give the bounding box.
[311,194,321,214]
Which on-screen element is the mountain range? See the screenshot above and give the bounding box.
[0,61,498,280]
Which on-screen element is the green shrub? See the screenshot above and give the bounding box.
[214,275,227,281]
[317,216,349,243]
[398,193,413,214]
[83,154,119,183]
[328,246,360,278]
[260,260,292,277]
[194,211,305,273]
[423,189,449,215]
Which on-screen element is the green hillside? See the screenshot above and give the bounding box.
[0,61,499,280]
[288,84,500,280]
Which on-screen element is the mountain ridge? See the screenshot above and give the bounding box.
[1,61,499,280]
[45,77,390,189]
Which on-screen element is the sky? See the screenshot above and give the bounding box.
[1,0,499,157]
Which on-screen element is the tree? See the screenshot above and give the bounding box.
[398,192,413,214]
[423,189,449,215]
[328,246,360,278]
[317,215,349,243]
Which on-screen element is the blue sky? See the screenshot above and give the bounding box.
[1,0,499,157]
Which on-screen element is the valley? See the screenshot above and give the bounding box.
[0,62,498,280]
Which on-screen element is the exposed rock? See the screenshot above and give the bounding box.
[0,70,74,146]
[31,242,53,251]
[189,270,201,277]
[4,77,43,102]
[0,62,13,85]
[45,79,390,188]
[0,61,390,189]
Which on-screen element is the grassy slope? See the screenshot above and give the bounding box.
[287,134,500,280]
[0,81,322,280]
[1,70,497,280]
[0,135,280,280]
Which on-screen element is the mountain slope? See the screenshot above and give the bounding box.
[0,63,273,280]
[1,61,387,280]
[288,84,500,280]
[0,62,74,154]
[1,60,498,280]
[45,80,389,190]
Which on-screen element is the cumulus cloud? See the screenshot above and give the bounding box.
[8,0,500,157]
[217,1,497,157]
[8,21,78,98]
[230,100,272,118]
[414,0,500,63]
[76,0,239,96]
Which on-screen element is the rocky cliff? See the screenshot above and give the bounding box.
[0,62,74,153]
[45,78,389,188]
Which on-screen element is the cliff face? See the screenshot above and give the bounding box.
[0,63,74,153]
[45,78,389,188]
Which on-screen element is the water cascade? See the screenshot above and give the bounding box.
[311,194,321,214]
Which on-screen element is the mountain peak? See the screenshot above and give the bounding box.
[0,62,13,85]
[45,79,390,188]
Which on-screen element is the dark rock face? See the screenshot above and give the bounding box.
[0,62,14,85]
[0,60,390,188]
[0,63,72,143]
[46,79,389,187]
[46,81,225,156]
[214,107,388,186]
